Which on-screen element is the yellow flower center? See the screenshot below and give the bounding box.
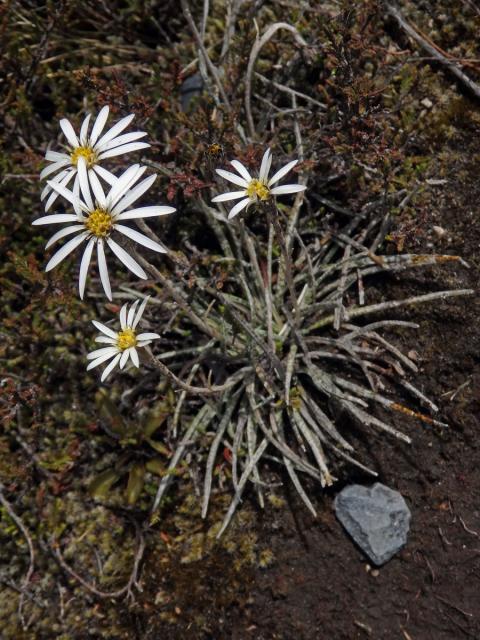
[207,143,222,156]
[71,146,97,168]
[84,208,113,238]
[246,179,270,201]
[117,328,137,351]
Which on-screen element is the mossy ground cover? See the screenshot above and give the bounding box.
[1,1,479,637]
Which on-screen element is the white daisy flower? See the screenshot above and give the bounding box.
[212,148,306,219]
[87,297,160,382]
[32,162,175,301]
[40,105,150,212]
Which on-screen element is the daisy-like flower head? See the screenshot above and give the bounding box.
[212,148,306,219]
[40,105,150,212]
[87,297,160,382]
[32,161,176,300]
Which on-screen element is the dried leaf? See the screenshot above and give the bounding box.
[126,463,145,505]
[89,468,120,499]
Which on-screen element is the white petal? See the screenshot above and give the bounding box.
[59,118,79,148]
[106,237,147,279]
[92,165,117,185]
[89,106,110,146]
[45,150,69,162]
[259,148,272,182]
[111,174,156,215]
[45,233,87,271]
[212,190,246,203]
[101,353,122,382]
[130,348,140,368]
[72,174,82,216]
[77,157,94,210]
[136,340,152,347]
[41,185,52,202]
[126,300,139,326]
[97,239,112,300]
[228,198,250,220]
[40,159,70,180]
[119,349,130,369]
[92,319,117,339]
[79,237,95,299]
[120,303,128,329]
[87,351,118,371]
[95,335,117,344]
[95,131,147,152]
[114,224,167,253]
[230,160,252,182]
[88,169,106,207]
[115,205,175,221]
[87,346,118,360]
[79,113,91,146]
[136,332,160,340]
[98,141,150,160]
[95,113,134,149]
[46,179,87,212]
[44,169,76,211]
[270,184,306,195]
[107,164,144,209]
[132,296,149,328]
[268,159,298,187]
[33,213,80,225]
[41,179,55,201]
[45,224,84,249]
[216,168,248,188]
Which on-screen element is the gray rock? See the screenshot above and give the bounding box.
[180,73,204,112]
[334,482,411,566]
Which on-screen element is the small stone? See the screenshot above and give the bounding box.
[334,482,411,566]
[426,178,447,185]
[179,73,204,112]
[433,225,447,238]
[421,97,433,108]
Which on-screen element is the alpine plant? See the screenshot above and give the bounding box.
[40,105,150,211]
[35,106,471,536]
[212,148,305,219]
[33,162,175,300]
[87,297,160,382]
